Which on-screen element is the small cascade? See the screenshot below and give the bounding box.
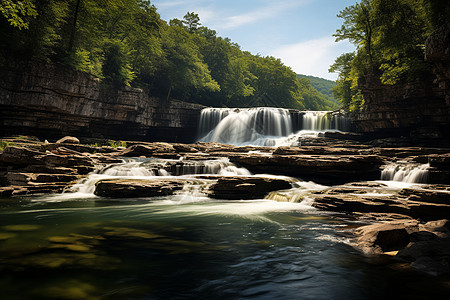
[265,181,328,203]
[381,163,430,183]
[197,107,293,146]
[71,158,252,194]
[301,111,350,131]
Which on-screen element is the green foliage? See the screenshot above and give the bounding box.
[296,74,338,109]
[108,140,127,148]
[0,0,37,29]
[1,1,340,110]
[0,141,13,151]
[331,0,445,111]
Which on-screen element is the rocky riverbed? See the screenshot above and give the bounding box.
[1,135,449,276]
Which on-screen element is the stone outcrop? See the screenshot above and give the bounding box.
[352,23,450,146]
[0,144,111,195]
[94,179,185,198]
[311,183,450,221]
[230,153,384,184]
[208,176,292,200]
[0,61,204,143]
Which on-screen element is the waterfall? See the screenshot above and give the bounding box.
[381,163,429,183]
[198,107,294,146]
[71,158,252,194]
[301,111,350,131]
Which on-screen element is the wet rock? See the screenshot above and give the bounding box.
[409,231,438,242]
[311,183,450,221]
[355,221,418,254]
[94,179,185,198]
[272,146,361,156]
[120,143,179,158]
[428,154,450,184]
[321,131,365,141]
[231,154,384,184]
[397,238,450,275]
[0,187,14,197]
[209,176,292,200]
[421,219,450,237]
[56,136,80,144]
[6,173,79,185]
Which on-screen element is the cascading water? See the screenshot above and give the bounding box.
[197,107,293,146]
[301,111,350,131]
[197,108,352,146]
[381,163,429,183]
[72,158,252,195]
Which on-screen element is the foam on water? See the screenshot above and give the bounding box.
[381,163,429,183]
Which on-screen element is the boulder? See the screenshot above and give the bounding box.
[56,136,80,144]
[119,143,179,158]
[94,179,185,198]
[397,238,450,275]
[355,221,418,254]
[209,176,292,200]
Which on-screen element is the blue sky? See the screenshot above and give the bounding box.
[152,0,357,81]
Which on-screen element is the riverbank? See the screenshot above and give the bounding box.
[1,135,449,277]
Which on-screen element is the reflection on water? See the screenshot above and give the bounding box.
[0,196,448,300]
[0,158,448,299]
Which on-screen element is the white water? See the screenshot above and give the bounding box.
[197,108,351,146]
[301,111,350,131]
[66,158,254,198]
[198,107,293,146]
[381,163,429,183]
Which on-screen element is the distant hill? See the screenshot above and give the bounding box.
[297,74,339,109]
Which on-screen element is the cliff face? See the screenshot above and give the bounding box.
[352,24,450,145]
[0,62,204,142]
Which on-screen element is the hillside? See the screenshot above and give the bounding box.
[297,75,338,104]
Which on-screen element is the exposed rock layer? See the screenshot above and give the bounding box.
[352,23,450,146]
[0,62,204,142]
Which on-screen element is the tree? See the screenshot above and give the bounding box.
[182,12,200,33]
[334,0,375,64]
[0,0,37,29]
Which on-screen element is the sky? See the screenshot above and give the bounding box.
[152,0,357,81]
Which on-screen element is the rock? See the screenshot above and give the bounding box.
[119,143,179,158]
[311,183,450,221]
[0,62,204,143]
[409,231,438,242]
[321,131,365,141]
[231,154,384,184]
[0,146,45,166]
[355,221,418,254]
[421,219,450,237]
[209,176,292,200]
[272,146,361,156]
[399,185,450,204]
[397,238,450,275]
[94,179,185,198]
[0,187,14,197]
[6,173,79,185]
[56,136,80,144]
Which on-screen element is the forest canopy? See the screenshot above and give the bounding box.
[329,0,450,111]
[0,0,337,111]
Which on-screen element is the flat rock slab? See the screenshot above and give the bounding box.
[94,179,186,198]
[209,176,292,200]
[230,154,384,184]
[311,183,450,221]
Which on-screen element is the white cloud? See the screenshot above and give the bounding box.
[216,0,309,29]
[271,36,355,81]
